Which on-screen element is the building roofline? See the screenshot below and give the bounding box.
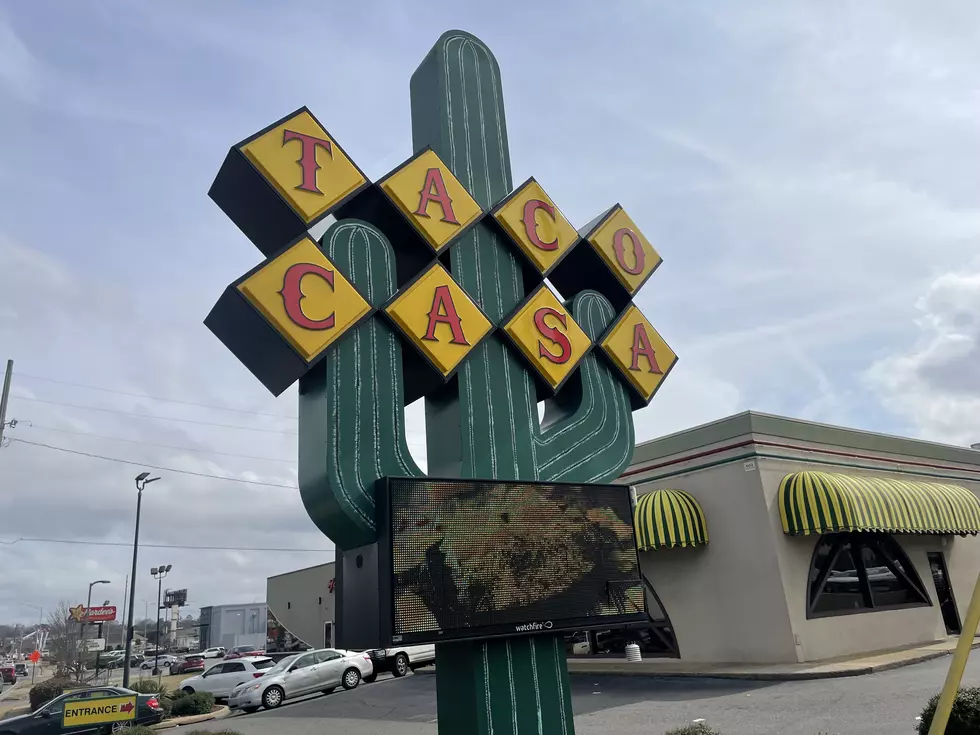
[632,410,980,468]
[267,560,335,580]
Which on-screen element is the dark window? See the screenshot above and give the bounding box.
[223,662,246,672]
[563,571,679,658]
[252,659,275,670]
[808,533,930,618]
[287,602,291,609]
[318,597,322,605]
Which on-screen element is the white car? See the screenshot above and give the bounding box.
[179,656,275,699]
[140,654,180,670]
[228,649,373,712]
[202,647,226,659]
[369,644,435,678]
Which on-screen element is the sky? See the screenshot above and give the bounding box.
[1,1,979,625]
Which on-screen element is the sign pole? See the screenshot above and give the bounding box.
[0,359,12,448]
[927,569,980,734]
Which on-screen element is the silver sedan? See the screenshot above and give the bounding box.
[228,649,374,712]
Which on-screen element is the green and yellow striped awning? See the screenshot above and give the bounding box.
[634,488,708,551]
[779,470,980,536]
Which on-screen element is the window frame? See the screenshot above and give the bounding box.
[807,532,932,619]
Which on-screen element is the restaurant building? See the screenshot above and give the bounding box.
[624,411,980,663]
[266,562,336,653]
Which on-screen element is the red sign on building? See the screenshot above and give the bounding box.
[81,605,117,622]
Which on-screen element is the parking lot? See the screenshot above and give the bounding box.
[188,654,980,735]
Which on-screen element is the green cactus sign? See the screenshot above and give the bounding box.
[206,29,677,735]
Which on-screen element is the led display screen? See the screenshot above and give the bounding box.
[384,477,647,644]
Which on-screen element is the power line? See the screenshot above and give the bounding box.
[24,424,294,464]
[15,373,298,420]
[0,537,331,553]
[9,438,298,489]
[11,397,298,435]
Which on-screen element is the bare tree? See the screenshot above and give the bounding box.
[46,601,83,680]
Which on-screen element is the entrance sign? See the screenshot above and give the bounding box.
[205,29,677,735]
[77,638,106,652]
[62,695,136,728]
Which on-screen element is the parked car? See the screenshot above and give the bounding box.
[140,654,179,670]
[179,656,275,699]
[171,654,206,675]
[201,647,226,659]
[225,645,265,660]
[0,686,163,735]
[0,663,16,684]
[14,663,28,677]
[367,644,435,678]
[228,649,373,712]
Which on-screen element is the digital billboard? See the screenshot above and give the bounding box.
[381,477,647,644]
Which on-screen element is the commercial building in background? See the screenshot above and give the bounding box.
[624,411,980,664]
[266,562,335,652]
[198,602,267,652]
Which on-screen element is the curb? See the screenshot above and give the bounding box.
[565,643,978,682]
[151,705,230,730]
[413,644,974,682]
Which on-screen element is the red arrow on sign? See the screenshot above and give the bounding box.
[120,702,134,714]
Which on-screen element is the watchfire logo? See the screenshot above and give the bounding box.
[514,621,554,632]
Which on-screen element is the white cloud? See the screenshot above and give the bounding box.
[866,265,980,446]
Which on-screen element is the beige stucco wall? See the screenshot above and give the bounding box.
[266,562,336,649]
[758,456,980,662]
[635,459,799,663]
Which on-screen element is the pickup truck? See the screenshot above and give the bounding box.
[367,644,435,678]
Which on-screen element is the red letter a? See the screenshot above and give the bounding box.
[414,168,460,224]
[422,285,469,345]
[629,323,662,373]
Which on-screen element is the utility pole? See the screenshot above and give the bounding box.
[0,359,13,447]
[120,575,128,648]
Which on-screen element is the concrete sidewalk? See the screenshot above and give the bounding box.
[566,636,980,680]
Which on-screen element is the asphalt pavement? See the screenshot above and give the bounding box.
[188,653,980,735]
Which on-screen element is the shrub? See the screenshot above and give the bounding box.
[29,680,65,710]
[171,691,215,717]
[167,687,190,700]
[125,727,157,735]
[918,687,980,734]
[665,725,722,735]
[129,679,168,696]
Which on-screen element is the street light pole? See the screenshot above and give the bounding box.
[123,472,158,688]
[150,565,171,679]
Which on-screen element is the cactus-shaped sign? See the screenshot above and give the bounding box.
[206,29,676,735]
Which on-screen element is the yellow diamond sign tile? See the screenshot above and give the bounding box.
[492,178,579,275]
[503,285,591,391]
[238,237,371,362]
[600,304,677,403]
[241,109,367,225]
[385,263,492,377]
[380,149,483,254]
[587,206,662,296]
